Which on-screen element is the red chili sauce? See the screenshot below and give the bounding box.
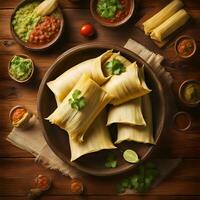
[177,38,194,57]
[96,0,130,23]
[29,16,61,45]
[11,108,27,124]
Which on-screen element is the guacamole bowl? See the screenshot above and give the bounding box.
[10,0,64,51]
[8,54,34,83]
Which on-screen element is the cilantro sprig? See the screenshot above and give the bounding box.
[117,161,159,193]
[68,89,86,111]
[105,153,117,168]
[104,59,126,75]
[97,0,123,19]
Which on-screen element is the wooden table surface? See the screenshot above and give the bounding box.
[0,0,200,199]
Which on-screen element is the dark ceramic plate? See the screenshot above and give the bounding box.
[37,43,166,176]
[10,0,64,51]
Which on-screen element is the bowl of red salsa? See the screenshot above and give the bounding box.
[175,35,197,59]
[90,0,134,27]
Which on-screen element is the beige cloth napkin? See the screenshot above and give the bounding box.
[7,38,173,178]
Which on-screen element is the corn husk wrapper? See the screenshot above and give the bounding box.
[107,98,146,126]
[102,62,151,106]
[150,9,190,42]
[69,111,116,161]
[34,0,58,16]
[115,94,155,144]
[46,74,112,143]
[143,0,183,35]
[47,50,113,104]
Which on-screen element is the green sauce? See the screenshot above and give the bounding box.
[183,82,200,103]
[12,2,41,42]
[97,0,123,19]
[9,56,33,81]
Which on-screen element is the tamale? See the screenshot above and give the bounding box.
[143,0,184,35]
[107,98,146,126]
[46,74,112,143]
[115,94,155,144]
[70,111,116,161]
[150,9,189,42]
[102,62,151,106]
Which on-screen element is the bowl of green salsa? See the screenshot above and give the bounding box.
[90,0,134,27]
[8,54,34,83]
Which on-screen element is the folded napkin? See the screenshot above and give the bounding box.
[7,38,174,180]
[7,115,80,178]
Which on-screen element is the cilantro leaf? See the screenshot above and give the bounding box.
[116,161,159,193]
[68,90,86,111]
[104,59,126,75]
[105,153,117,168]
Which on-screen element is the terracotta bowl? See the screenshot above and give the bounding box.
[90,0,135,27]
[8,54,34,83]
[174,35,197,59]
[10,0,64,51]
[37,43,166,176]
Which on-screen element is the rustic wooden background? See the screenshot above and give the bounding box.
[0,0,200,199]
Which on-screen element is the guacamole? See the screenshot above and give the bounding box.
[12,2,41,42]
[9,56,33,81]
[183,82,200,103]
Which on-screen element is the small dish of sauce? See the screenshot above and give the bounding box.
[179,80,200,107]
[173,111,192,131]
[9,105,33,128]
[175,35,196,59]
[90,0,134,27]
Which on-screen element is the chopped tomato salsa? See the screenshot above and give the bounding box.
[11,108,27,123]
[29,16,61,45]
[34,175,51,191]
[96,0,130,23]
[177,38,194,57]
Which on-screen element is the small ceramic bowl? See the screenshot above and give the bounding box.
[90,0,134,27]
[8,54,34,83]
[178,79,200,107]
[175,35,197,59]
[10,0,64,51]
[9,105,33,129]
[173,111,192,131]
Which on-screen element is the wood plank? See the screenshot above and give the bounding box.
[0,0,90,9]
[1,196,200,200]
[0,196,200,200]
[0,158,200,196]
[0,0,200,9]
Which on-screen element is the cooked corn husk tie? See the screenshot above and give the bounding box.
[150,9,190,42]
[115,94,155,144]
[107,97,146,126]
[47,50,113,104]
[46,74,112,143]
[102,62,151,105]
[69,111,116,161]
[143,0,184,35]
[34,0,58,16]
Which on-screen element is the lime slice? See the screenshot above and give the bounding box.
[123,149,139,163]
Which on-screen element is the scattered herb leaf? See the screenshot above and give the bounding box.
[104,58,126,75]
[68,89,86,111]
[105,153,117,168]
[97,0,123,19]
[116,161,159,193]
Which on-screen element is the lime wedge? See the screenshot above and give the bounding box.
[123,149,139,163]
